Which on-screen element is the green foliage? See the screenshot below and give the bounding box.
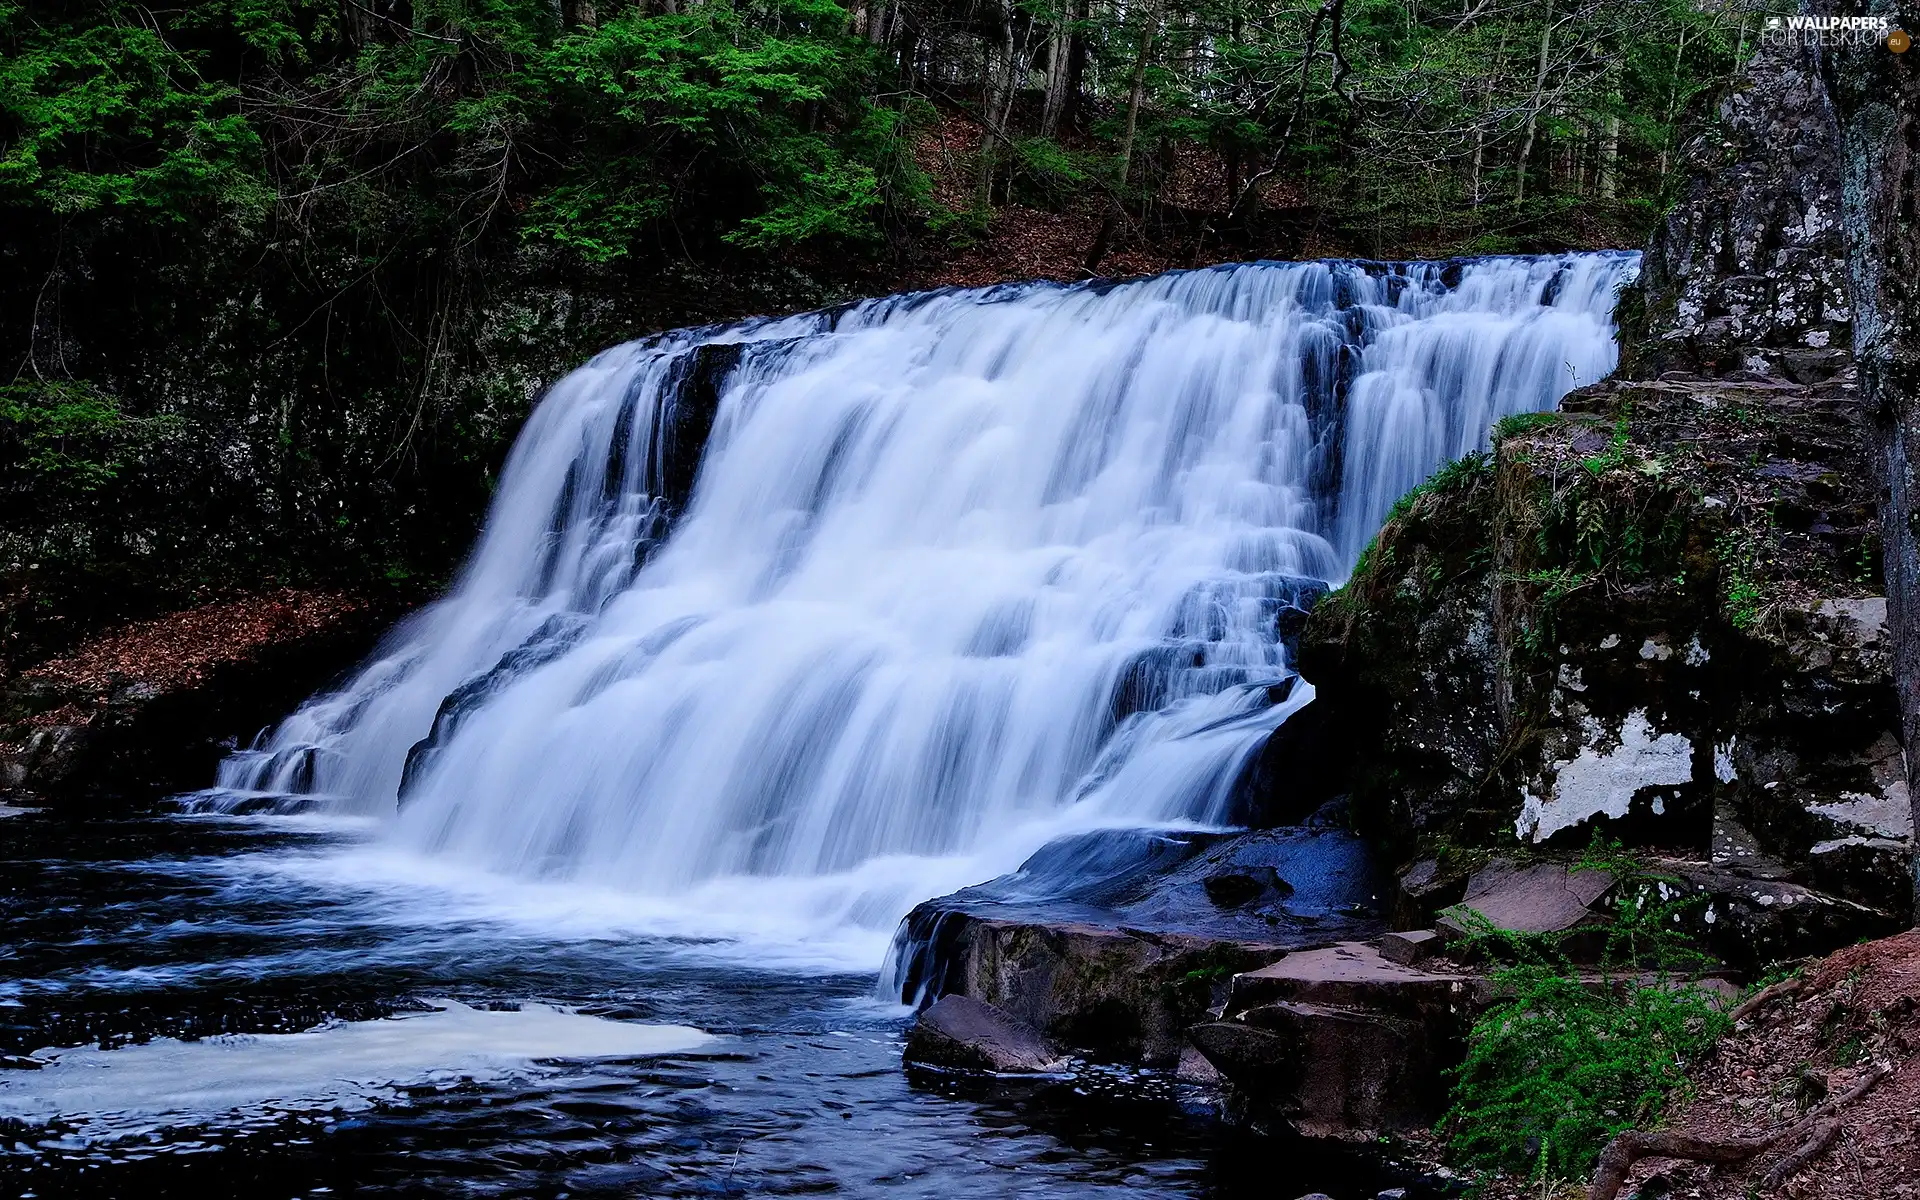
[1580,412,1633,477]
[1493,410,1563,442]
[1505,408,1684,656]
[1342,450,1488,585]
[1443,839,1732,1183]
[1716,527,1765,630]
[0,381,169,494]
[1386,450,1490,525]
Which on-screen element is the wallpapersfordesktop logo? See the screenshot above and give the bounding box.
[1763,13,1911,51]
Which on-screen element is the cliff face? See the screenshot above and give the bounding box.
[1632,37,1853,384]
[1296,31,1914,950]
[1819,1,1920,913]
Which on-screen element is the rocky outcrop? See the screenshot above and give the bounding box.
[1819,1,1920,922]
[1629,35,1851,384]
[0,589,409,807]
[889,821,1383,1067]
[1293,26,1913,961]
[1298,366,1910,943]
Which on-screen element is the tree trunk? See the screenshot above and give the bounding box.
[1659,27,1690,180]
[1084,0,1161,273]
[1818,0,1920,919]
[1040,0,1085,137]
[1514,0,1553,206]
[976,14,1018,211]
[1598,112,1620,199]
[1113,0,1159,186]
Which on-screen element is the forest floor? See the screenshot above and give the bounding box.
[11,589,379,731]
[1607,929,1920,1200]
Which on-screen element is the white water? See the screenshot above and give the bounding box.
[212,254,1636,949]
[0,1001,711,1138]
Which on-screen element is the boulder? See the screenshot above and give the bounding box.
[888,823,1383,1066]
[1435,858,1612,943]
[1190,942,1479,1138]
[903,995,1067,1074]
[896,915,1291,1067]
[1223,941,1479,1018]
[1375,929,1441,966]
[1650,858,1900,969]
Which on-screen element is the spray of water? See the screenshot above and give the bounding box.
[207,254,1636,944]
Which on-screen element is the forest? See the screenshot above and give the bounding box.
[2,0,1765,666]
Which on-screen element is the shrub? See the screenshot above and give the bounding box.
[1443,840,1733,1184]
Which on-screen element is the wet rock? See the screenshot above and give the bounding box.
[903,995,1067,1074]
[892,913,1293,1067]
[889,824,1382,1066]
[1203,867,1293,908]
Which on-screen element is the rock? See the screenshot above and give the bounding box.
[903,995,1067,1074]
[892,914,1291,1067]
[1651,858,1902,969]
[1203,867,1293,908]
[1224,941,1479,1017]
[887,824,1382,1066]
[1392,858,1466,927]
[1174,1042,1223,1085]
[1630,36,1850,382]
[1191,942,1477,1138]
[1375,929,1441,966]
[1436,858,1612,942]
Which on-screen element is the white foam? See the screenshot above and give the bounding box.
[0,1000,712,1138]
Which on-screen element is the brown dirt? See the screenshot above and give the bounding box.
[16,589,375,725]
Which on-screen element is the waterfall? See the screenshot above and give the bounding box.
[208,253,1637,943]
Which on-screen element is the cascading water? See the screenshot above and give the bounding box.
[206,253,1637,950]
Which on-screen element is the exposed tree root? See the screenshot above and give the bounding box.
[1586,1061,1892,1200]
[1759,1117,1842,1193]
[1728,978,1804,1024]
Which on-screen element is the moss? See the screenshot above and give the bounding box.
[1493,410,1564,442]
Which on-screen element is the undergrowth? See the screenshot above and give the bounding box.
[1443,838,1732,1185]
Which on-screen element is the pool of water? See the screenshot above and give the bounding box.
[0,811,1430,1198]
